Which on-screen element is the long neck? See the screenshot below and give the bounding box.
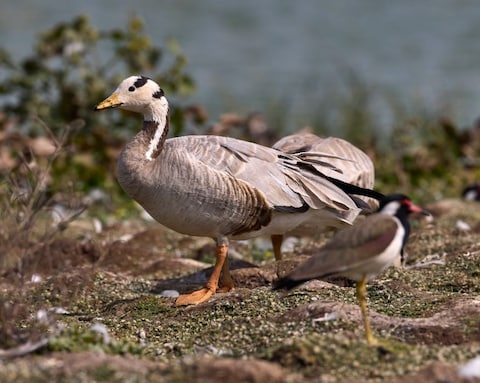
[143,112,169,160]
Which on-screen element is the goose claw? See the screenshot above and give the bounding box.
[175,287,214,306]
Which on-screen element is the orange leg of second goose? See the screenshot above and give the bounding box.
[175,244,234,306]
[271,234,284,261]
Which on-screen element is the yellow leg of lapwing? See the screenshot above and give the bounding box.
[271,234,284,261]
[356,276,377,346]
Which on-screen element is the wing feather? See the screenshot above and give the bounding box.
[170,135,360,212]
[284,214,398,282]
[273,133,374,189]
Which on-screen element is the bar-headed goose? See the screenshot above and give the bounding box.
[270,132,376,259]
[95,75,382,306]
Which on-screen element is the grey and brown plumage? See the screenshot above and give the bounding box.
[270,132,376,260]
[94,75,383,306]
[272,132,374,192]
[274,194,428,345]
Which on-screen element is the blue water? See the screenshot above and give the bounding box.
[2,0,480,131]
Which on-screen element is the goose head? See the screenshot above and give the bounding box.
[95,75,168,121]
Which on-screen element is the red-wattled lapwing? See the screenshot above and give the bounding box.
[95,75,384,306]
[462,183,480,201]
[273,194,429,345]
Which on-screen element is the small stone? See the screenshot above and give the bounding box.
[455,219,471,231]
[90,323,111,344]
[458,356,480,378]
[31,274,42,283]
[160,290,180,298]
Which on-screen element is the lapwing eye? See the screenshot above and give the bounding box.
[128,86,135,92]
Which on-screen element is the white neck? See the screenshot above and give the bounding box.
[145,116,167,161]
[144,97,169,161]
[380,201,401,216]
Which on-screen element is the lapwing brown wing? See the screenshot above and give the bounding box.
[273,194,429,345]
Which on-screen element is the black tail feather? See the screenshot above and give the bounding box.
[350,196,375,212]
[324,175,385,201]
[296,161,385,201]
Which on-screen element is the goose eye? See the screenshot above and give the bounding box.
[128,86,135,92]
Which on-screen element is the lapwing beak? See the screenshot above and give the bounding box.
[420,208,432,217]
[409,201,432,217]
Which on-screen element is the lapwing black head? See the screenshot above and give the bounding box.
[273,193,429,345]
[462,183,480,201]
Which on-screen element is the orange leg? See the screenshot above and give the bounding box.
[176,244,232,306]
[271,234,284,261]
[216,254,235,293]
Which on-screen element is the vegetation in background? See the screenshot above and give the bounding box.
[0,15,201,297]
[1,14,480,204]
[0,15,196,194]
[1,15,480,383]
[1,14,480,267]
[1,13,480,282]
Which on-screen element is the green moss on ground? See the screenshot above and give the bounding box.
[1,202,480,382]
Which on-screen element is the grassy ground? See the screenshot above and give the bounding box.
[1,15,480,382]
[1,195,479,383]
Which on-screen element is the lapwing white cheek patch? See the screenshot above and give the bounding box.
[464,190,477,201]
[381,201,401,216]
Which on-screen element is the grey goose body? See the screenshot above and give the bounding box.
[95,75,383,305]
[119,133,363,240]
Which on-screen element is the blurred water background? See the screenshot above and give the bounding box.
[2,0,480,134]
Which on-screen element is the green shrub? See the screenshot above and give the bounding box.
[0,15,196,192]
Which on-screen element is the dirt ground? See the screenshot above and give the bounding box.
[1,198,480,382]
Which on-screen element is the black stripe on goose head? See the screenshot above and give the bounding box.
[133,76,150,88]
[153,88,165,99]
